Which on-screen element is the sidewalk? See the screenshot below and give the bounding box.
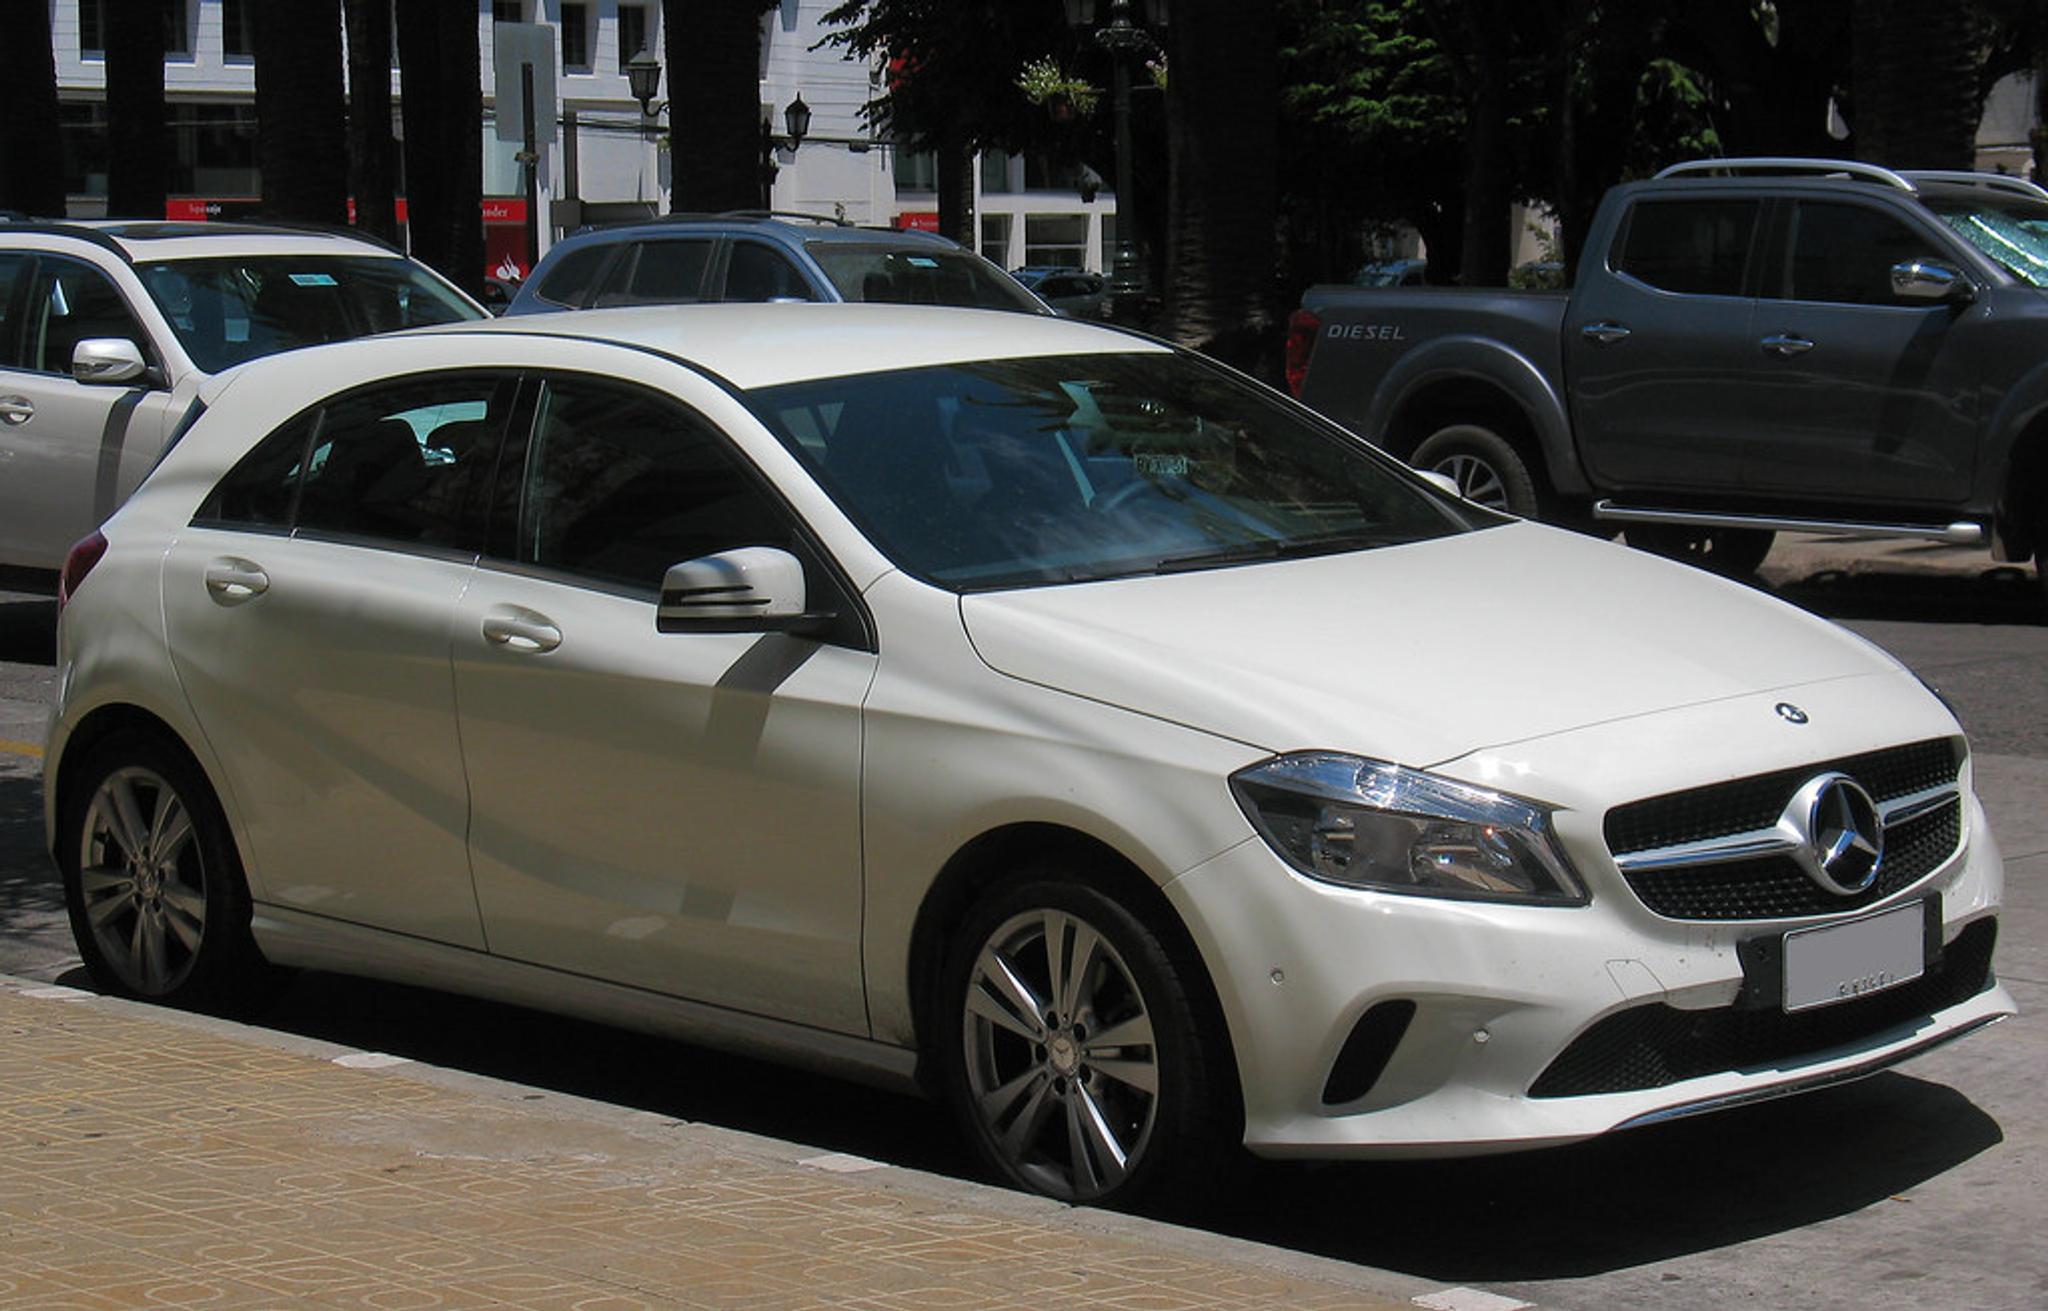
[0,977,1438,1311]
[1760,530,2034,586]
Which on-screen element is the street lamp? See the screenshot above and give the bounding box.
[1062,0,1166,321]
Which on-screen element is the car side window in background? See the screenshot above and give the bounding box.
[518,376,792,590]
[0,254,25,366]
[533,242,615,308]
[1612,199,1759,297]
[592,239,714,307]
[199,373,510,548]
[23,258,152,375]
[722,242,814,302]
[1776,202,1940,305]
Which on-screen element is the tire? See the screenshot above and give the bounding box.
[59,731,265,1008]
[1410,424,1541,518]
[1623,524,1776,577]
[937,872,1226,1208]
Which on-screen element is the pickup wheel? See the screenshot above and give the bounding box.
[1411,425,1540,518]
[1623,524,1776,577]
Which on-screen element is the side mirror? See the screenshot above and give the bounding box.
[1416,468,1462,498]
[656,546,834,635]
[72,338,151,386]
[1890,260,1975,305]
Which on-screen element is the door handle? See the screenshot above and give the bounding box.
[0,395,33,426]
[203,558,269,603]
[482,607,562,654]
[1581,322,1631,346]
[1761,333,1815,357]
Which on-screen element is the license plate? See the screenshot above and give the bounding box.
[1782,903,1925,1013]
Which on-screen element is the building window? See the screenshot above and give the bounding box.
[617,2,650,69]
[560,2,590,71]
[1023,214,1088,269]
[979,214,1012,268]
[222,0,253,59]
[493,1,524,24]
[79,1,190,59]
[979,151,1012,195]
[894,149,936,192]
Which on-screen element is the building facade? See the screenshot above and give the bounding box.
[48,0,1116,277]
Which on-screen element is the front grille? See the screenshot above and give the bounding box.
[1605,737,1964,921]
[1529,918,1996,1098]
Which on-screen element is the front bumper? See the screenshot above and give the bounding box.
[1164,785,2011,1159]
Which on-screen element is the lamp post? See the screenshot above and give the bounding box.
[626,48,810,211]
[1063,0,1165,322]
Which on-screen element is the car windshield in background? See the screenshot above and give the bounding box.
[754,352,1479,590]
[1926,196,2048,286]
[805,243,1044,312]
[136,256,483,372]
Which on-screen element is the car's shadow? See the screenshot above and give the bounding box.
[50,958,2001,1284]
[1760,561,2044,627]
[0,594,58,666]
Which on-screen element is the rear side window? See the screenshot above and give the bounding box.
[721,242,815,302]
[1774,201,1943,305]
[199,373,513,550]
[1613,199,1759,297]
[591,238,714,307]
[533,242,615,308]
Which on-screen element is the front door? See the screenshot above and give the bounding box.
[451,368,874,1032]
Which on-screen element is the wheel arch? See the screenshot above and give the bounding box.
[50,703,216,862]
[903,821,1243,1124]
[1993,411,2048,563]
[1367,339,1588,499]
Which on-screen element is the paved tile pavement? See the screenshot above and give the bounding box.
[0,979,1425,1311]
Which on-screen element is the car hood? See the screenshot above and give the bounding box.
[958,522,1902,767]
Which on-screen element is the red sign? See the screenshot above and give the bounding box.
[164,196,528,283]
[895,211,940,232]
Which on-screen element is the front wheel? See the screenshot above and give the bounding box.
[939,875,1225,1207]
[59,732,263,1007]
[1410,424,1541,518]
[1623,524,1776,576]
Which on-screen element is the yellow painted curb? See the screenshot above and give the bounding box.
[0,737,44,760]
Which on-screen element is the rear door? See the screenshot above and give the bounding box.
[1564,195,1764,493]
[1740,197,1981,506]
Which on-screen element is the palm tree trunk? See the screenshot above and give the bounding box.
[934,136,973,245]
[0,0,66,215]
[346,0,400,243]
[397,0,483,295]
[1851,0,1981,168]
[1161,0,1279,375]
[665,0,772,212]
[255,0,349,223]
[106,1,168,219]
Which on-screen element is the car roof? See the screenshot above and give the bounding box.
[0,219,409,263]
[407,302,1165,390]
[558,213,960,252]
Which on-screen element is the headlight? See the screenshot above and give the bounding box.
[1229,753,1585,904]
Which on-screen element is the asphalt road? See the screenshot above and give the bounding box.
[2,543,2043,1311]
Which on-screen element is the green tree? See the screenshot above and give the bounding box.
[254,0,348,223]
[0,0,67,215]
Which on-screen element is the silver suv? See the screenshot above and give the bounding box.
[0,220,484,584]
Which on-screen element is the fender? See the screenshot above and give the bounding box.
[1974,356,2048,559]
[1364,334,1590,496]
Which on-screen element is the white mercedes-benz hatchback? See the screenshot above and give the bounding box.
[46,304,2012,1207]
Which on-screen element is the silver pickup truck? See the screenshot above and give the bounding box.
[1286,157,2048,590]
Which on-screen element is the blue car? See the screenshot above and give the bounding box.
[506,213,1050,316]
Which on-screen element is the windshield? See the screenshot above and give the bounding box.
[1925,196,2048,286]
[753,352,1481,591]
[806,243,1046,313]
[136,255,484,372]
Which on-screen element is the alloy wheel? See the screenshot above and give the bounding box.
[961,907,1160,1202]
[1435,453,1509,511]
[76,766,209,996]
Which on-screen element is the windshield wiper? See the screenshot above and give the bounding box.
[1154,530,1400,574]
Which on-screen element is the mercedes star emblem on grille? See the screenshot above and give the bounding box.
[1775,702,1809,724]
[1779,772,1885,895]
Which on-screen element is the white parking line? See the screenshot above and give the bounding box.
[1413,1289,1534,1311]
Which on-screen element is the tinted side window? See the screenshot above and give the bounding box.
[519,376,792,590]
[24,258,152,374]
[1613,200,1759,296]
[1777,202,1941,305]
[722,242,815,302]
[0,254,25,367]
[201,373,510,546]
[591,238,714,307]
[533,243,614,307]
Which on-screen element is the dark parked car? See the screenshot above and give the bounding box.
[505,213,1048,316]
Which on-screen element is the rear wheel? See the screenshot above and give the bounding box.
[1411,424,1540,518]
[939,873,1225,1208]
[1623,523,1776,577]
[60,732,263,1007]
